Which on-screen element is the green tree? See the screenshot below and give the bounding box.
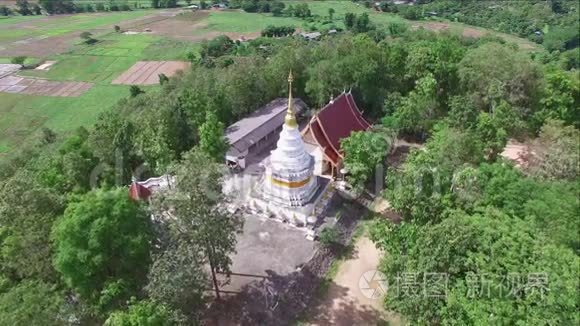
[271,1,285,16]
[341,129,394,189]
[16,0,32,15]
[535,70,579,128]
[52,188,153,312]
[10,56,26,65]
[385,124,483,223]
[199,111,228,161]
[475,100,521,160]
[392,73,438,136]
[0,171,64,282]
[38,127,99,194]
[0,6,12,16]
[32,3,41,14]
[328,7,335,20]
[145,242,207,321]
[458,42,542,116]
[151,149,242,301]
[526,119,579,181]
[344,12,356,29]
[80,31,96,44]
[129,85,144,98]
[158,73,169,84]
[105,299,179,326]
[0,280,66,326]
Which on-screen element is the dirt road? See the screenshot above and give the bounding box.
[306,235,401,326]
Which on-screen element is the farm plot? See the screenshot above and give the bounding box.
[0,75,92,97]
[112,60,190,85]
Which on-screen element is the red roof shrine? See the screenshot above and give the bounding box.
[129,181,152,201]
[302,92,370,168]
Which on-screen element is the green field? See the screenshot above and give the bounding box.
[0,31,198,154]
[0,10,155,40]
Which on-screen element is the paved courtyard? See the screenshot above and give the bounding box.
[222,214,317,294]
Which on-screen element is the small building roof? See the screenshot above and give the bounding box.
[302,92,370,166]
[300,32,322,40]
[129,182,152,201]
[226,98,307,158]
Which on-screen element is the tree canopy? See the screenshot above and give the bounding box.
[52,188,153,313]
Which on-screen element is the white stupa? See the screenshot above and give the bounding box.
[261,71,318,206]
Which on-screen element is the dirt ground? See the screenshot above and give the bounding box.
[0,74,92,96]
[306,235,401,326]
[112,60,190,85]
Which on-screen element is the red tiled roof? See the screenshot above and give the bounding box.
[311,119,340,164]
[129,182,152,201]
[303,92,370,166]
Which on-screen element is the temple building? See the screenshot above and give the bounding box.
[302,92,371,177]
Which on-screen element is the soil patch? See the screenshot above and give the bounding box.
[0,74,92,97]
[306,236,401,326]
[112,60,190,85]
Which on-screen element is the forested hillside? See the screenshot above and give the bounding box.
[375,0,579,69]
[0,4,578,324]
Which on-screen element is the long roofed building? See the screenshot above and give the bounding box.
[302,92,371,177]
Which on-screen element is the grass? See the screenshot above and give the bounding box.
[0,56,42,65]
[0,85,135,154]
[0,10,155,47]
[193,10,302,35]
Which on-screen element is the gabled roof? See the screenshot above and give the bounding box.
[129,182,152,201]
[302,92,370,166]
[225,98,307,158]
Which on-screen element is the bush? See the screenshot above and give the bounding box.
[11,56,27,65]
[114,25,121,33]
[0,5,12,16]
[96,3,105,11]
[261,25,295,37]
[158,73,169,84]
[318,227,341,248]
[80,31,97,44]
[129,86,144,98]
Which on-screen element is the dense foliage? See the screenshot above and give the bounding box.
[371,122,579,323]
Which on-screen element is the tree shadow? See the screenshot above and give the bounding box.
[203,197,373,325]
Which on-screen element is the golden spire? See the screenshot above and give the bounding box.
[285,70,298,128]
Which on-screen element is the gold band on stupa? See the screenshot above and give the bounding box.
[269,176,311,188]
[285,70,298,128]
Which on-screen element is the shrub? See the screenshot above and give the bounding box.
[261,25,295,37]
[10,56,26,65]
[0,5,12,16]
[114,25,121,33]
[96,3,105,11]
[11,56,27,65]
[158,73,169,84]
[129,86,144,98]
[318,226,341,248]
